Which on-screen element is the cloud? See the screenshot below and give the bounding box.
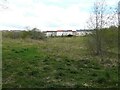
[0,0,118,30]
[106,0,119,6]
[46,0,62,3]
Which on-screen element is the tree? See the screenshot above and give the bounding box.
[119,1,120,25]
[87,0,106,55]
[86,0,118,56]
[30,28,46,40]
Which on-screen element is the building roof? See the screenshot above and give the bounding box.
[76,29,93,32]
[46,31,57,32]
[43,29,93,33]
[57,30,72,32]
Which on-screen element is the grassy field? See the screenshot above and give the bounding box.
[2,37,118,88]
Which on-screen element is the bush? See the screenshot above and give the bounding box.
[85,26,118,56]
[2,28,46,40]
[29,28,46,40]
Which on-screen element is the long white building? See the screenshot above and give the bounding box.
[43,29,92,37]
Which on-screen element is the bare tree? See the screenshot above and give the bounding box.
[118,1,120,25]
[87,0,117,56]
[87,0,106,55]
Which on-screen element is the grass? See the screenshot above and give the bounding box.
[2,37,118,88]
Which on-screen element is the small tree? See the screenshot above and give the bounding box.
[30,28,46,40]
[86,0,118,56]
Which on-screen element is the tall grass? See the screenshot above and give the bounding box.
[2,37,118,88]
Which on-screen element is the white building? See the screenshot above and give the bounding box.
[43,31,57,37]
[76,30,92,36]
[43,29,92,37]
[56,30,73,36]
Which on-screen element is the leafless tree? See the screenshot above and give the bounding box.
[118,1,120,25]
[87,0,106,55]
[87,0,117,56]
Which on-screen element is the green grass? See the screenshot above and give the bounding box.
[2,37,118,88]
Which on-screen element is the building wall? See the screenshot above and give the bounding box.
[56,31,73,36]
[56,32,64,36]
[45,30,92,37]
[72,31,77,36]
[76,31,87,36]
[76,30,92,36]
[46,32,52,36]
[66,31,73,35]
[46,32,57,37]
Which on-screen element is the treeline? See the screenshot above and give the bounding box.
[2,28,46,40]
[86,26,118,56]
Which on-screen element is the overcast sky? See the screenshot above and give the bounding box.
[0,0,119,31]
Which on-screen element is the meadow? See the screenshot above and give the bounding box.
[2,37,118,88]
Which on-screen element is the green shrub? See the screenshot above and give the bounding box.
[85,26,118,56]
[2,28,46,40]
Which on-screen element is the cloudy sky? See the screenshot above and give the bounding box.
[0,0,119,31]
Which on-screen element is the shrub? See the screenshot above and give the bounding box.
[85,26,118,56]
[2,28,46,40]
[30,28,46,40]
